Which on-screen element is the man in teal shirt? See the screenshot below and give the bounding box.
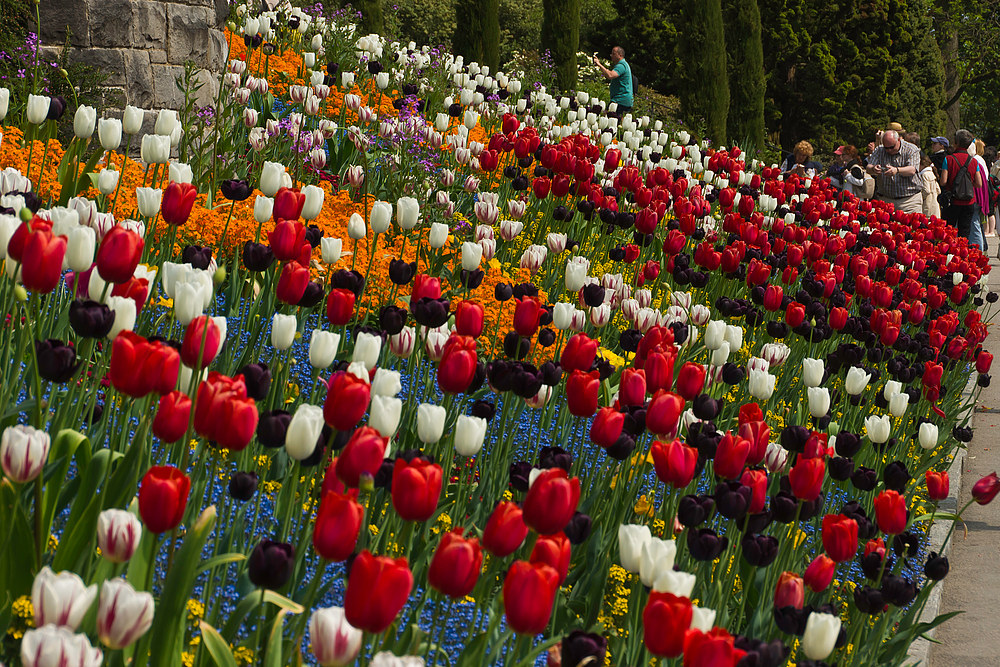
[593,46,633,115]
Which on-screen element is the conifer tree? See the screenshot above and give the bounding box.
[677,0,729,144]
[541,0,581,91]
[724,0,765,151]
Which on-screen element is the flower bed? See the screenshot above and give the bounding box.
[0,2,995,667]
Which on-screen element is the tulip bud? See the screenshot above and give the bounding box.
[309,606,363,667]
[286,403,325,461]
[1,424,51,483]
[347,212,366,240]
[20,624,103,667]
[96,509,141,563]
[31,566,98,630]
[96,579,154,649]
[417,403,447,444]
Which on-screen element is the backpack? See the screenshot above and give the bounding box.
[989,173,1000,209]
[950,155,975,202]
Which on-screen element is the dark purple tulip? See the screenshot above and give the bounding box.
[248,540,294,590]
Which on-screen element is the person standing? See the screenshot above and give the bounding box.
[866,129,923,213]
[929,136,950,172]
[940,129,985,249]
[593,47,633,117]
[918,155,941,219]
[970,139,991,243]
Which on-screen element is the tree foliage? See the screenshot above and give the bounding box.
[540,0,581,91]
[724,0,766,151]
[676,0,729,144]
[454,0,501,70]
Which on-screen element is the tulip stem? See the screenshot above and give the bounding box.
[33,475,44,570]
[255,588,267,666]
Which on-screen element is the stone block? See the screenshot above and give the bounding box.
[166,4,214,66]
[68,48,127,86]
[40,0,90,47]
[125,51,156,108]
[208,29,228,71]
[214,0,230,26]
[130,1,168,49]
[191,68,219,107]
[152,63,186,109]
[148,49,168,64]
[88,0,135,48]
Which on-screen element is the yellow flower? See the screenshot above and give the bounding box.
[186,598,205,620]
[233,646,254,665]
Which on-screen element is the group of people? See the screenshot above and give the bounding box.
[782,127,1000,252]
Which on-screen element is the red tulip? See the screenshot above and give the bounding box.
[789,456,825,501]
[651,439,697,489]
[605,148,620,171]
[326,288,356,325]
[269,219,306,261]
[180,315,222,368]
[682,628,746,667]
[873,490,907,535]
[714,431,751,480]
[96,226,144,284]
[109,331,180,398]
[530,532,571,583]
[774,571,804,609]
[335,426,387,488]
[343,550,413,634]
[20,225,66,293]
[323,371,371,430]
[522,468,580,535]
[977,351,993,374]
[483,501,529,557]
[646,390,684,437]
[276,261,309,304]
[428,530,482,598]
[411,274,442,305]
[532,177,551,199]
[391,458,443,521]
[619,368,646,406]
[804,553,836,592]
[675,361,706,401]
[553,357,597,411]
[561,333,598,374]
[643,350,676,394]
[972,472,1000,505]
[152,390,191,443]
[313,489,364,561]
[454,301,485,338]
[438,335,478,394]
[642,592,693,658]
[741,469,768,514]
[785,301,805,327]
[829,306,848,330]
[762,284,783,311]
[739,420,770,466]
[513,296,544,338]
[502,561,559,634]
[822,514,859,563]
[110,276,150,314]
[273,187,305,220]
[161,181,197,226]
[590,407,624,448]
[194,372,258,450]
[138,465,190,533]
[926,470,949,502]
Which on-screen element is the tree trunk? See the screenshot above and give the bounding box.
[541,0,580,92]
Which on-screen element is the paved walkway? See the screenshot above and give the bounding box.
[930,253,1000,666]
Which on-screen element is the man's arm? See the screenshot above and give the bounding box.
[592,57,619,80]
[892,145,920,177]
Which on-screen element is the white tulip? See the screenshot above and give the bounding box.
[369,395,402,438]
[271,313,297,350]
[690,605,716,632]
[74,105,97,139]
[396,196,420,229]
[845,366,871,395]
[347,212,367,240]
[0,87,9,121]
[704,320,727,350]
[652,569,697,598]
[454,415,487,456]
[352,331,382,368]
[96,578,154,649]
[106,296,136,338]
[807,387,830,418]
[31,566,97,630]
[461,241,483,270]
[864,414,891,444]
[308,330,341,369]
[122,105,143,134]
[748,368,776,400]
[154,108,178,136]
[371,368,402,397]
[429,222,448,249]
[309,606,363,667]
[98,118,122,151]
[1,424,51,484]
[27,94,50,124]
[168,162,193,184]
[417,403,447,444]
[802,358,824,387]
[639,538,677,587]
[66,226,96,272]
[97,169,119,196]
[802,611,841,660]
[140,134,170,164]
[253,195,274,224]
[919,422,939,450]
[321,237,343,264]
[260,161,285,197]
[20,625,103,667]
[135,187,162,218]
[370,200,392,234]
[302,184,325,220]
[618,524,652,573]
[889,392,909,417]
[285,404,324,460]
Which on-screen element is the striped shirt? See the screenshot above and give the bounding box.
[868,140,922,198]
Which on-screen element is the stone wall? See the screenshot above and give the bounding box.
[39,0,229,111]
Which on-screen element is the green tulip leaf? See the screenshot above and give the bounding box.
[199,621,238,667]
[196,553,248,574]
[263,608,291,667]
[52,449,115,573]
